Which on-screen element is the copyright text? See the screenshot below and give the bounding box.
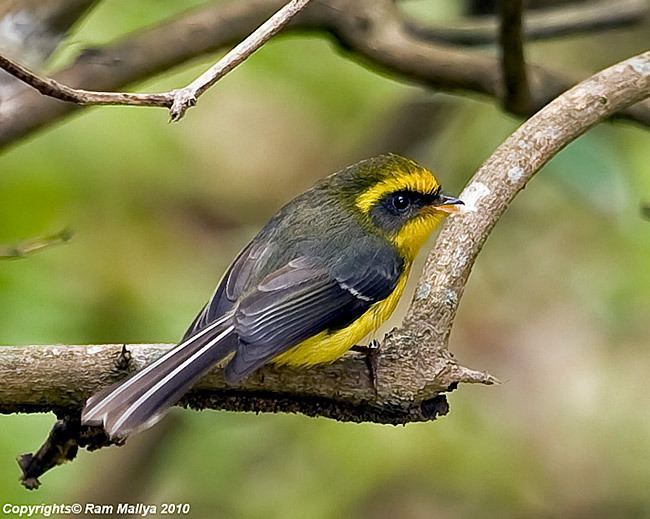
[2,502,191,517]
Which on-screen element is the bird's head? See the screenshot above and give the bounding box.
[336,154,463,260]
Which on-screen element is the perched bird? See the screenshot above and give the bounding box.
[81,154,463,439]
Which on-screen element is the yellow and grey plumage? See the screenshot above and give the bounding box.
[81,154,462,439]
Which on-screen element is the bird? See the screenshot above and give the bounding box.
[81,154,463,439]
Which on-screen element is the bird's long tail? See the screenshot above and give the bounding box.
[81,314,237,439]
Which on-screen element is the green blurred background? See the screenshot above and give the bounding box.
[1,1,649,517]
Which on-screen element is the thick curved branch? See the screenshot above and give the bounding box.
[0,0,648,150]
[392,52,650,380]
[3,51,649,422]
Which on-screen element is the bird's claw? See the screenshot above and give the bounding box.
[352,339,381,394]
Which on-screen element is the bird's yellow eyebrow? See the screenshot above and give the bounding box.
[355,169,440,214]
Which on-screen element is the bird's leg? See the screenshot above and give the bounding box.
[351,339,381,394]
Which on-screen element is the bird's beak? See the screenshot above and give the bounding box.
[435,193,464,214]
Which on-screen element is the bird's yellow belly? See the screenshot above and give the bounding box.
[271,273,408,367]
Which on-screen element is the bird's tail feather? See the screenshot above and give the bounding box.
[82,315,236,439]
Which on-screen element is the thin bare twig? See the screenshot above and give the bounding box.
[0,228,73,259]
[0,55,170,106]
[498,0,531,114]
[169,0,313,121]
[403,0,648,46]
[0,0,97,68]
[0,0,313,122]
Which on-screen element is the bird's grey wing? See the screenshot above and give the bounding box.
[225,246,403,383]
[182,240,272,341]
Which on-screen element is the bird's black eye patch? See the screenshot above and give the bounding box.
[382,190,438,216]
[370,189,440,234]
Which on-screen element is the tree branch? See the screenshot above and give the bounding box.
[320,0,650,126]
[0,343,487,424]
[0,0,97,103]
[0,0,97,69]
[403,0,648,46]
[3,50,648,421]
[0,0,649,150]
[396,51,650,371]
[168,0,314,121]
[0,228,73,259]
[0,0,313,122]
[498,0,531,114]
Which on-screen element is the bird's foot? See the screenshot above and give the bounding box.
[351,339,381,394]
